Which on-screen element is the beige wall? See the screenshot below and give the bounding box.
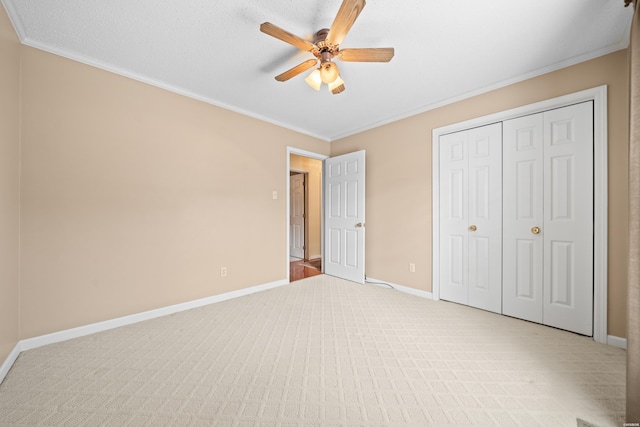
[0,5,21,365]
[290,154,323,259]
[0,10,630,351]
[331,49,630,338]
[18,47,329,339]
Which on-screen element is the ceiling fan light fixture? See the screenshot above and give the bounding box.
[305,69,322,91]
[319,61,340,84]
[261,0,395,96]
[328,75,345,92]
[330,83,345,95]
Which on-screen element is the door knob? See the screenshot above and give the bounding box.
[531,226,541,234]
[469,225,477,231]
[356,223,364,228]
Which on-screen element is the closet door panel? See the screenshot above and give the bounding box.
[467,123,502,314]
[542,102,594,336]
[503,113,544,323]
[439,131,469,305]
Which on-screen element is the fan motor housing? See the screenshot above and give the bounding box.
[313,28,339,60]
[314,28,330,44]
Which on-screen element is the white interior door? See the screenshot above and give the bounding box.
[324,150,365,284]
[503,113,545,323]
[503,102,594,336]
[542,102,593,336]
[439,130,469,305]
[290,173,305,259]
[467,124,502,314]
[439,123,502,312]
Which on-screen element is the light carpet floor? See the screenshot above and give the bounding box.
[0,275,626,426]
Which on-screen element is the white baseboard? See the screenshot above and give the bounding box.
[366,277,433,299]
[367,280,626,349]
[0,343,21,385]
[607,335,627,349]
[309,255,322,260]
[1,278,288,384]
[21,278,288,352]
[395,283,434,299]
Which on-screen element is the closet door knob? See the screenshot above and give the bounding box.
[531,226,541,235]
[469,225,477,231]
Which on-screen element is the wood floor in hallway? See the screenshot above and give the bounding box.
[290,258,322,282]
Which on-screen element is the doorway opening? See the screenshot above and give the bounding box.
[288,150,326,282]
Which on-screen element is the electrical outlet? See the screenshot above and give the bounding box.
[409,263,416,273]
[220,267,227,277]
[272,191,278,200]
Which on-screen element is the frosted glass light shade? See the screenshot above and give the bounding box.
[319,62,339,84]
[305,69,322,91]
[327,75,344,91]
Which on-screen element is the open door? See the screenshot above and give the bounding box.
[324,150,365,283]
[289,172,306,259]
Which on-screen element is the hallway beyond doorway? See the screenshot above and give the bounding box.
[290,259,322,282]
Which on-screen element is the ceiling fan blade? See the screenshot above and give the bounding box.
[339,47,394,62]
[260,22,316,52]
[275,59,318,82]
[326,0,366,45]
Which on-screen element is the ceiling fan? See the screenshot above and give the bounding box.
[260,0,394,94]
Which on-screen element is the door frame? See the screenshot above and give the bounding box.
[286,147,329,283]
[432,85,608,344]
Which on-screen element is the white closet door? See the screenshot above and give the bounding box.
[542,102,593,336]
[503,113,545,323]
[467,124,502,313]
[439,123,502,312]
[439,131,469,305]
[503,102,593,336]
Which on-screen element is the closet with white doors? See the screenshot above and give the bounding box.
[438,101,594,336]
[439,123,503,314]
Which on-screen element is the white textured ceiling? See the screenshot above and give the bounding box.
[1,0,633,141]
